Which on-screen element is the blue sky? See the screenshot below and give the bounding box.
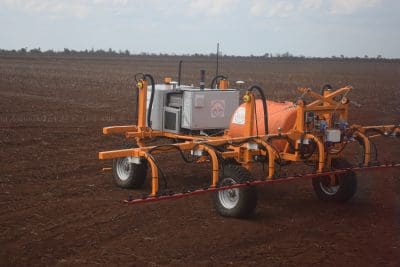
[1,0,399,58]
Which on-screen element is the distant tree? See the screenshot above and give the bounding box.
[30,47,41,54]
[18,48,27,54]
[364,55,369,59]
[108,48,117,55]
[281,51,293,58]
[64,48,70,54]
[377,55,382,59]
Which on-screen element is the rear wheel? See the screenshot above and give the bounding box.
[312,158,357,202]
[212,165,257,218]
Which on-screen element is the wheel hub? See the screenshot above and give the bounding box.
[319,175,340,195]
[218,178,240,209]
[116,157,132,181]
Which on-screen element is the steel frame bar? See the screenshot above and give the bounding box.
[124,163,400,205]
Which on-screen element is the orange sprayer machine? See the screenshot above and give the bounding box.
[99,68,399,218]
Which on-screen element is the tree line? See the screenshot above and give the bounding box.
[0,47,395,61]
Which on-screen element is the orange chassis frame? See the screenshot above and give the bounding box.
[99,80,399,196]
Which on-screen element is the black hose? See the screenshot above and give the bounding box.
[320,84,333,95]
[248,85,269,135]
[210,75,227,89]
[299,139,317,160]
[355,136,378,163]
[266,135,295,152]
[134,72,144,82]
[146,153,168,189]
[148,144,198,164]
[144,74,155,128]
[364,128,386,136]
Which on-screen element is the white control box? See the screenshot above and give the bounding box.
[181,89,239,130]
[325,129,341,143]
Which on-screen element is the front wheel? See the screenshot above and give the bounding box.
[312,158,357,202]
[212,165,258,218]
[112,157,148,189]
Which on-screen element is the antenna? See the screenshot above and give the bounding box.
[178,60,183,86]
[216,42,219,77]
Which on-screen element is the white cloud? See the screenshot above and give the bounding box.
[0,0,94,18]
[300,0,322,10]
[0,0,206,18]
[250,0,295,17]
[329,0,382,14]
[0,0,385,20]
[188,0,240,16]
[250,0,382,17]
[92,0,129,5]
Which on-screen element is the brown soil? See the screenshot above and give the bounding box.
[0,54,399,266]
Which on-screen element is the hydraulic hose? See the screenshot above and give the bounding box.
[298,135,317,160]
[266,135,295,152]
[210,75,227,89]
[248,85,269,135]
[144,74,155,128]
[320,84,333,95]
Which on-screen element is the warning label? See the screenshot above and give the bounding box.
[210,100,225,118]
[232,107,245,125]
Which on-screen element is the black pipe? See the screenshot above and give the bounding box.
[210,75,227,89]
[248,85,269,135]
[178,60,183,86]
[200,70,205,90]
[144,74,155,128]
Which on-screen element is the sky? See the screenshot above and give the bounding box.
[1,0,400,58]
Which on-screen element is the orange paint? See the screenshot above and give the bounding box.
[229,100,297,151]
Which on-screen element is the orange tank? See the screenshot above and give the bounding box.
[229,100,297,151]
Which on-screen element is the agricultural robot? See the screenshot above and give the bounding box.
[99,66,399,218]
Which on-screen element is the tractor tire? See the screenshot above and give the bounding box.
[212,165,258,218]
[312,158,357,202]
[112,144,148,189]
